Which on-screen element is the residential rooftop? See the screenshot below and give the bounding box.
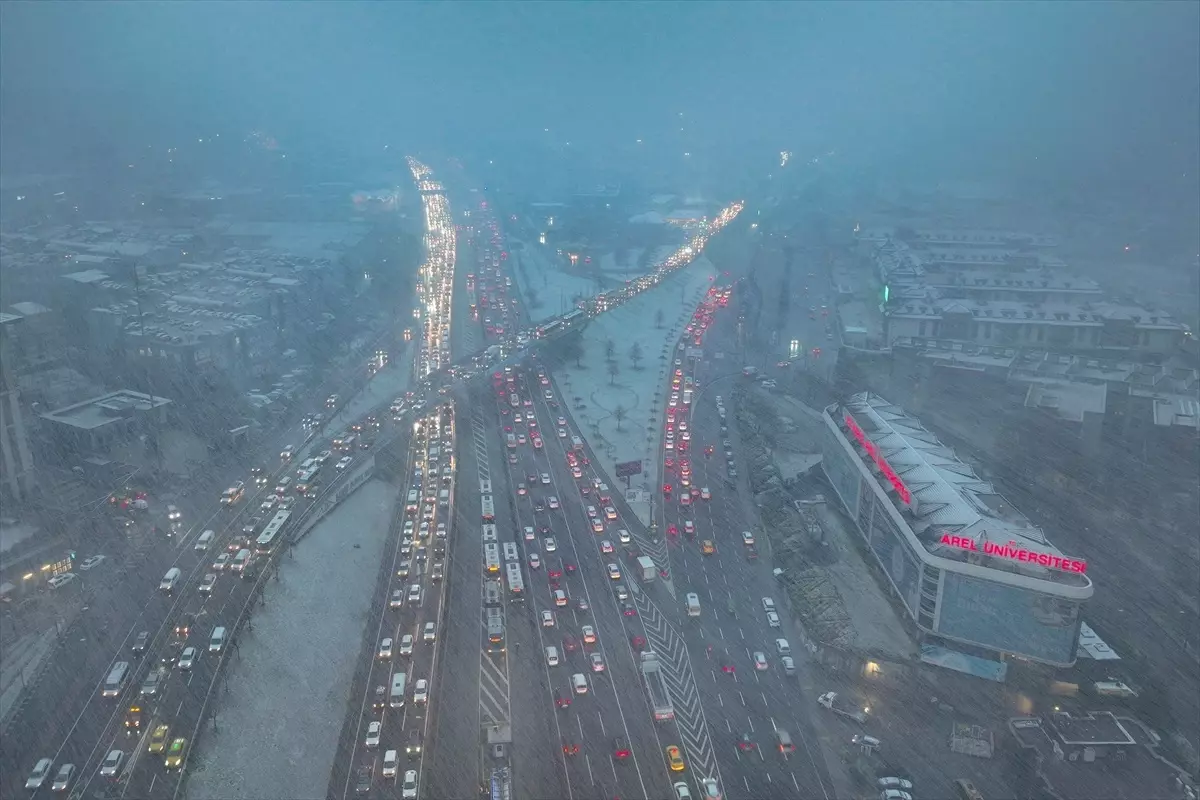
[40,389,172,431]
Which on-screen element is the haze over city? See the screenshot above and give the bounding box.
[1,4,1197,800]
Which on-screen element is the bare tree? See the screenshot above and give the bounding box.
[607,361,619,385]
[605,338,616,361]
[614,404,627,431]
[655,308,665,329]
[629,341,643,370]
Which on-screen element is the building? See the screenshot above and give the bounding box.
[38,389,172,456]
[0,313,36,504]
[820,392,1092,668]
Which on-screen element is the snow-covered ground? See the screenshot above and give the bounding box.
[320,348,414,439]
[187,478,400,800]
[510,239,596,323]
[552,255,717,526]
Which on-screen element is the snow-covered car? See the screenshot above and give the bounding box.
[79,554,106,571]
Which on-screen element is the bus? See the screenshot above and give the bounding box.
[479,479,492,495]
[537,319,564,339]
[256,510,290,555]
[102,661,130,697]
[481,495,495,522]
[485,607,505,653]
[484,542,501,574]
[484,579,503,608]
[505,562,525,600]
[502,542,520,564]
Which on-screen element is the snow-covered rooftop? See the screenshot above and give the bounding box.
[839,392,1083,580]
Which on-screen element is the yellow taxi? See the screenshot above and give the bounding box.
[666,744,686,771]
[147,724,170,754]
[701,540,715,555]
[164,737,187,770]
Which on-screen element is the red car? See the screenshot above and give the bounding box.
[667,524,678,538]
[563,634,578,652]
[631,635,646,652]
[556,688,571,708]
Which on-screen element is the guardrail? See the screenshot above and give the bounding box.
[289,457,378,546]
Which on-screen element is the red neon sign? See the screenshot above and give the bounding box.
[844,414,911,505]
[940,534,1088,574]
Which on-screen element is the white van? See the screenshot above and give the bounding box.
[195,530,215,551]
[275,476,292,495]
[406,490,419,511]
[231,548,251,574]
[438,489,450,508]
[545,646,559,666]
[572,673,589,694]
[159,567,182,593]
[209,626,227,653]
[390,672,408,708]
[571,436,584,451]
[775,638,791,656]
[686,593,701,617]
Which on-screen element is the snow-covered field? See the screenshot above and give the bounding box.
[552,256,717,525]
[510,239,596,323]
[186,479,400,800]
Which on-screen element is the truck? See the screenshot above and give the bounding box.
[641,651,674,721]
[636,555,656,582]
[817,691,869,724]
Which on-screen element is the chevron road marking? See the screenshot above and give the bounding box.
[633,591,721,780]
[478,647,510,724]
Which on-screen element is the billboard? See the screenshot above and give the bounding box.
[937,572,1081,666]
[865,494,922,615]
[615,460,642,478]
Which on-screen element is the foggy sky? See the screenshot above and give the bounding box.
[1,1,1197,196]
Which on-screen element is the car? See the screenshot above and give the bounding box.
[413,678,429,704]
[700,487,711,500]
[701,540,715,555]
[879,791,912,800]
[576,597,589,612]
[581,625,596,644]
[517,434,527,444]
[600,539,614,554]
[666,745,686,771]
[590,652,606,672]
[591,518,604,533]
[436,522,447,538]
[767,611,781,627]
[555,687,571,708]
[699,778,721,800]
[365,720,382,748]
[541,472,551,485]
[397,560,412,578]
[541,609,556,627]
[683,520,695,536]
[571,465,582,478]
[534,501,545,513]
[337,456,353,470]
[622,600,637,616]
[132,630,150,653]
[378,638,393,660]
[399,634,415,655]
[390,589,405,609]
[354,764,373,795]
[402,769,419,799]
[553,589,568,607]
[612,736,631,760]
[199,573,218,594]
[559,428,568,439]
[517,483,527,496]
[423,622,436,642]
[100,749,125,778]
[163,737,187,770]
[606,563,621,580]
[753,651,769,670]
[548,496,560,509]
[26,758,54,790]
[544,537,557,552]
[178,647,197,670]
[618,528,632,544]
[528,552,541,569]
[877,777,915,791]
[381,749,399,779]
[79,554,106,571]
[213,553,230,571]
[614,583,629,601]
[259,495,278,513]
[148,723,170,753]
[742,530,755,546]
[48,573,77,590]
[523,526,536,541]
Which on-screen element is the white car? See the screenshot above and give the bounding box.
[548,496,560,509]
[553,589,568,607]
[79,555,106,571]
[544,537,557,552]
[766,611,781,628]
[590,652,606,672]
[586,505,598,518]
[399,634,414,655]
[600,539,614,554]
[540,472,551,485]
[436,522,447,538]
[337,457,353,470]
[260,496,278,513]
[581,625,596,644]
[878,777,915,791]
[413,679,428,704]
[523,526,536,541]
[606,563,621,580]
[604,506,617,520]
[617,529,631,544]
[700,777,722,800]
[674,781,693,800]
[591,518,604,533]
[365,720,382,748]
[26,758,53,790]
[402,770,418,799]
[99,749,125,778]
[177,647,197,670]
[212,553,230,571]
[541,610,556,627]
[378,638,393,660]
[742,530,755,546]
[753,651,769,670]
[423,622,436,642]
[762,597,776,613]
[700,487,711,500]
[558,427,568,438]
[199,573,218,594]
[528,552,541,569]
[48,573,77,590]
